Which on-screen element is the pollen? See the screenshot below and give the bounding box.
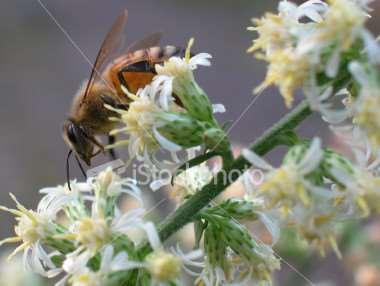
[109,94,160,154]
[259,165,310,213]
[14,212,46,244]
[146,250,182,282]
[254,49,310,107]
[77,217,110,251]
[317,0,367,50]
[354,94,380,148]
[247,13,289,54]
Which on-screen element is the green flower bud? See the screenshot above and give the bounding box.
[204,223,227,269]
[209,198,259,220]
[321,149,355,183]
[174,78,215,123]
[204,127,230,152]
[157,112,209,148]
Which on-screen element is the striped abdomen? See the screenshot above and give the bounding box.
[104,45,185,99]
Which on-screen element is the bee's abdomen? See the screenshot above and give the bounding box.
[154,45,185,61]
[107,45,185,96]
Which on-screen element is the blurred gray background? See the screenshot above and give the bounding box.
[1,1,380,285]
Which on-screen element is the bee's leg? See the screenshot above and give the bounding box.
[117,70,129,92]
[108,135,117,160]
[100,95,128,110]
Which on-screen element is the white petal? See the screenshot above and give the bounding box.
[361,29,380,63]
[298,137,323,174]
[258,213,280,245]
[212,104,226,114]
[242,149,273,170]
[141,222,161,250]
[153,127,182,152]
[325,47,341,78]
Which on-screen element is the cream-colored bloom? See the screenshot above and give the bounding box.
[57,245,133,286]
[248,0,327,55]
[146,250,182,283]
[291,203,342,258]
[347,61,380,149]
[171,162,213,202]
[243,138,324,216]
[299,0,368,55]
[197,248,280,286]
[155,38,212,82]
[354,94,380,148]
[331,164,380,217]
[109,223,204,286]
[0,194,59,277]
[90,166,143,205]
[254,48,310,107]
[248,0,326,107]
[0,253,44,286]
[107,84,179,155]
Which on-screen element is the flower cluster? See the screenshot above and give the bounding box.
[244,0,380,258]
[0,168,206,285]
[107,39,226,173]
[243,136,380,257]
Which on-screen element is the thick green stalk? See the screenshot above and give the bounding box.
[139,100,312,255]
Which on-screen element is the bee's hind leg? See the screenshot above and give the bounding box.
[108,135,117,160]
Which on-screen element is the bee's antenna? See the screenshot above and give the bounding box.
[75,155,88,180]
[66,150,73,190]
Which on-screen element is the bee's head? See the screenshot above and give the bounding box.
[62,119,94,166]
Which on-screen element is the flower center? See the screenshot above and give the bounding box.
[146,250,182,282]
[354,94,380,147]
[15,212,46,244]
[71,271,100,286]
[123,97,160,153]
[77,218,109,250]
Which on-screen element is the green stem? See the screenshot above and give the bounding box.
[139,100,312,255]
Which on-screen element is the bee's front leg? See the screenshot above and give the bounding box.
[108,135,117,160]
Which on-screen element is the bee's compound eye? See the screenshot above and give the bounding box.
[67,123,79,144]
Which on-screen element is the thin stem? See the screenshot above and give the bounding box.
[139,100,312,255]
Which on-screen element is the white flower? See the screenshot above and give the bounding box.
[149,146,203,192]
[304,76,351,124]
[107,84,182,156]
[90,166,143,206]
[155,38,212,82]
[0,194,60,277]
[279,0,328,23]
[0,252,44,286]
[38,181,93,218]
[248,0,326,56]
[171,162,214,202]
[112,222,204,286]
[298,0,368,51]
[107,82,194,173]
[349,61,380,149]
[56,245,134,286]
[330,161,380,217]
[290,202,342,258]
[248,0,327,107]
[242,138,325,216]
[197,248,280,286]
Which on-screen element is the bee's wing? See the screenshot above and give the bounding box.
[125,32,163,53]
[82,9,129,103]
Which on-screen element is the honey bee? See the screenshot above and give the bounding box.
[62,10,185,181]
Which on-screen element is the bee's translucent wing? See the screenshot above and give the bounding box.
[125,32,163,53]
[82,10,128,103]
